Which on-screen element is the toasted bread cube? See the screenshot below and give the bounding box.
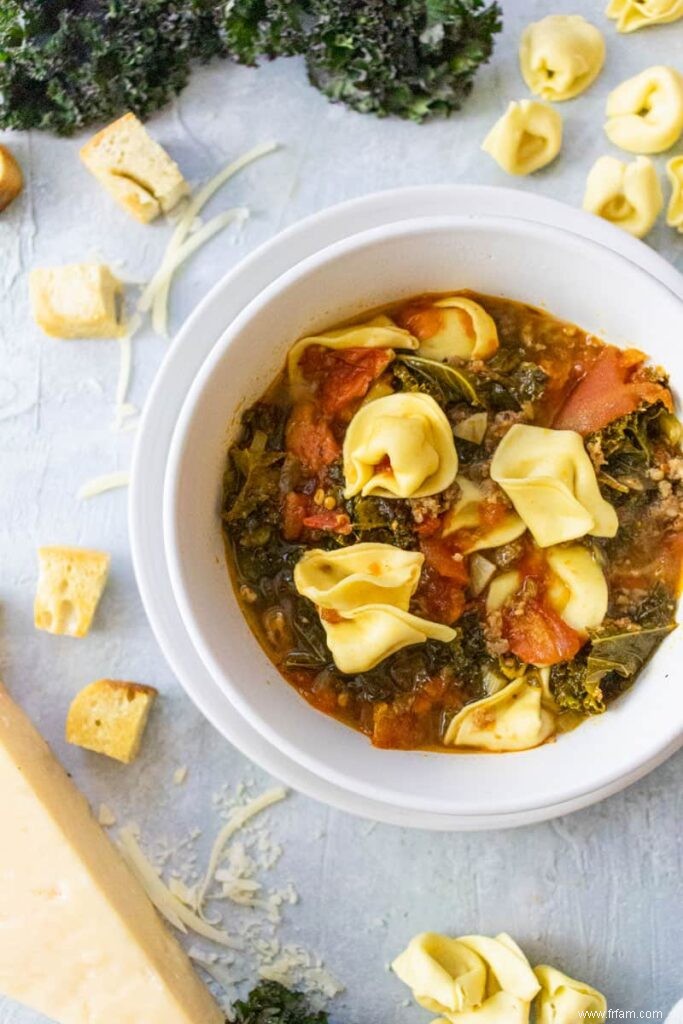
[0,145,23,212]
[66,679,158,763]
[80,112,189,224]
[30,264,123,339]
[34,546,110,638]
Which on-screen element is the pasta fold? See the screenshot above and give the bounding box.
[605,66,683,154]
[343,392,458,499]
[442,476,526,552]
[401,297,499,362]
[490,424,618,547]
[520,15,605,102]
[444,677,555,751]
[287,315,417,387]
[666,155,683,231]
[293,543,423,613]
[534,965,607,1023]
[391,932,487,1016]
[482,100,562,176]
[606,0,683,32]
[318,605,456,674]
[583,155,663,238]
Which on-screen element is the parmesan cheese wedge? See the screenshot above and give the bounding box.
[0,681,223,1024]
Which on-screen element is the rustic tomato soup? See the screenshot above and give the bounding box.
[222,292,682,752]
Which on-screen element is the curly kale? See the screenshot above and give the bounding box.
[1,0,501,134]
[305,0,502,122]
[0,0,223,135]
[233,981,329,1024]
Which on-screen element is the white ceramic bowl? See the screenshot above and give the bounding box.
[163,214,683,819]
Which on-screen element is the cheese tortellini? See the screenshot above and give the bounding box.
[519,16,605,102]
[318,605,456,675]
[442,476,527,553]
[294,544,423,612]
[403,297,499,362]
[605,66,683,154]
[666,155,683,231]
[443,677,555,751]
[534,965,607,1024]
[486,544,608,636]
[491,424,618,547]
[606,0,683,32]
[482,100,563,176]
[393,931,540,1022]
[287,315,417,388]
[583,155,663,238]
[293,543,455,674]
[343,392,458,499]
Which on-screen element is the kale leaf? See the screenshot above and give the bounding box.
[393,354,482,407]
[216,0,306,64]
[233,981,329,1024]
[474,347,548,411]
[306,0,502,122]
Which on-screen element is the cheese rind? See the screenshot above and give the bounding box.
[80,112,189,223]
[0,681,223,1024]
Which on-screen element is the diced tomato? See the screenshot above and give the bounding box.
[370,702,426,749]
[415,515,442,538]
[503,599,583,666]
[420,536,470,583]
[396,302,446,342]
[285,402,340,475]
[414,564,466,625]
[302,510,353,535]
[553,346,673,435]
[298,345,393,417]
[281,492,310,541]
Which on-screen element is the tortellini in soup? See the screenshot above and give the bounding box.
[606,0,683,32]
[666,155,683,231]
[490,424,618,547]
[318,605,455,675]
[519,15,605,102]
[482,100,563,176]
[287,315,417,389]
[343,392,458,499]
[294,543,423,612]
[605,66,683,154]
[399,297,499,362]
[534,965,607,1024]
[444,677,555,751]
[583,155,663,238]
[442,476,527,553]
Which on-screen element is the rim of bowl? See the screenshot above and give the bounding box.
[163,213,683,817]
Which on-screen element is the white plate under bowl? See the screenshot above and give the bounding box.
[162,211,683,821]
[131,185,683,830]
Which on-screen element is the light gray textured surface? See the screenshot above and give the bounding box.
[1,2,682,1021]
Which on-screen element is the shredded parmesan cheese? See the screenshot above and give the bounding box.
[119,825,244,949]
[76,471,130,500]
[173,765,189,786]
[98,803,117,827]
[195,786,287,917]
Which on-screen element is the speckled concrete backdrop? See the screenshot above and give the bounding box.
[1,2,682,1021]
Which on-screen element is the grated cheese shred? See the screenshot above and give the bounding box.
[76,471,130,500]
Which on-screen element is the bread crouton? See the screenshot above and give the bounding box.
[0,145,23,212]
[66,679,158,763]
[80,112,189,224]
[34,546,110,638]
[30,264,124,339]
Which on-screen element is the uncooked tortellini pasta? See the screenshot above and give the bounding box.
[318,605,455,674]
[482,100,562,176]
[293,544,423,613]
[444,677,555,751]
[401,297,499,362]
[583,155,663,238]
[343,392,458,499]
[605,66,683,154]
[534,965,607,1023]
[442,476,527,553]
[519,15,605,102]
[491,425,618,547]
[666,155,683,231]
[486,544,608,636]
[606,0,683,32]
[287,315,417,388]
[393,931,540,1022]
